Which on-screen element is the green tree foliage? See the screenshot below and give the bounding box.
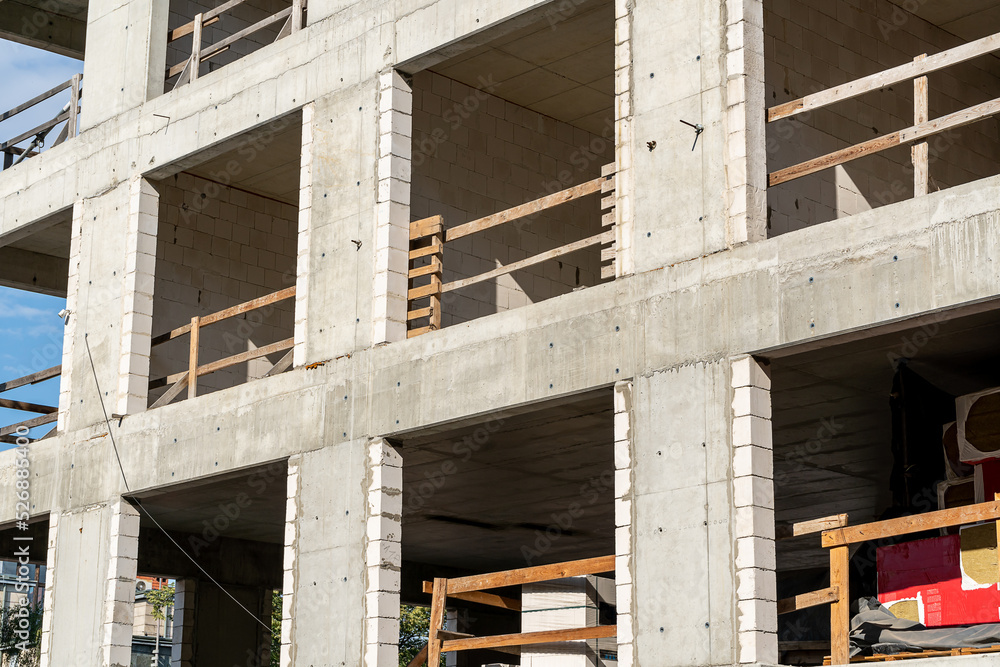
[145,584,175,622]
[398,605,445,667]
[271,591,282,667]
[0,601,43,666]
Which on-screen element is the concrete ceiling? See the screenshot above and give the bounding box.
[887,0,1000,42]
[185,121,302,205]
[769,306,1000,571]
[0,207,72,296]
[131,462,288,545]
[428,0,614,136]
[0,0,87,58]
[397,389,615,573]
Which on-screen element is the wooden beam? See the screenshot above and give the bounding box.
[406,325,434,338]
[263,349,294,377]
[422,581,521,611]
[0,413,57,437]
[769,96,1000,186]
[409,238,443,260]
[410,215,443,240]
[200,287,296,327]
[167,14,220,42]
[767,31,1000,122]
[428,577,447,667]
[407,306,433,321]
[0,111,70,152]
[407,278,442,301]
[442,230,612,294]
[404,644,427,667]
[0,366,60,393]
[446,177,605,242]
[190,13,203,83]
[444,555,614,595]
[151,338,294,388]
[776,514,848,540]
[409,256,442,278]
[822,500,1000,547]
[912,54,929,198]
[829,547,850,665]
[0,78,72,123]
[149,374,189,409]
[441,625,617,651]
[777,586,839,615]
[0,399,57,414]
[200,7,292,61]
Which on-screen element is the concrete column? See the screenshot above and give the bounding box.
[80,0,169,129]
[731,355,777,664]
[613,381,635,667]
[614,0,635,278]
[38,513,58,667]
[279,458,300,667]
[101,499,140,667]
[170,578,197,667]
[364,438,402,667]
[293,106,314,368]
[372,70,412,344]
[724,0,767,245]
[116,176,158,415]
[57,202,85,432]
[632,362,735,666]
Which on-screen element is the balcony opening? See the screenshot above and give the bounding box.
[764,0,1000,236]
[768,306,1000,664]
[0,208,71,444]
[395,389,617,662]
[0,519,48,666]
[0,39,84,171]
[395,0,616,336]
[131,576,174,667]
[131,463,287,666]
[164,0,305,92]
[145,113,301,408]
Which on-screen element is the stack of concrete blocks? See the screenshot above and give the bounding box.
[521,575,616,667]
[170,579,197,667]
[102,500,140,667]
[364,439,402,667]
[613,380,633,666]
[731,356,776,664]
[279,458,300,667]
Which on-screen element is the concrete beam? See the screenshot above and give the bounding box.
[137,530,283,588]
[0,1,86,59]
[0,246,68,297]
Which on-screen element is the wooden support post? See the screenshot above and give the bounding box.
[291,0,303,31]
[427,577,447,666]
[912,54,929,197]
[429,229,443,332]
[67,74,80,139]
[829,546,850,665]
[995,493,1000,586]
[187,316,200,399]
[190,13,203,82]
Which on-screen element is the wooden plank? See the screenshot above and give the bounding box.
[190,13,203,83]
[442,625,616,652]
[0,399,57,414]
[829,546,850,665]
[912,54,929,198]
[768,31,1000,122]
[428,577,447,667]
[410,215,444,240]
[442,230,612,294]
[263,349,294,377]
[602,211,615,226]
[777,586,839,615]
[446,177,604,242]
[151,322,192,348]
[422,581,521,611]
[601,162,616,177]
[0,413,57,437]
[291,0,303,31]
[167,55,193,82]
[601,176,616,193]
[0,112,69,152]
[408,277,442,300]
[0,79,72,123]
[193,338,294,378]
[199,44,231,64]
[408,256,442,278]
[149,374,190,409]
[407,306,433,321]
[201,7,292,61]
[445,555,614,595]
[66,74,80,139]
[188,316,200,399]
[601,195,614,210]
[199,286,296,327]
[409,237,443,260]
[601,264,615,280]
[404,644,427,667]
[0,366,61,393]
[776,514,848,540]
[822,500,1000,547]
[167,15,220,42]
[769,96,1000,187]
[407,326,434,338]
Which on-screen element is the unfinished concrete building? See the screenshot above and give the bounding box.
[4,0,1000,664]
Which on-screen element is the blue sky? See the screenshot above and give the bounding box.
[1,41,82,446]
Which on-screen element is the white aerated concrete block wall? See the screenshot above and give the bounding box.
[731,356,776,664]
[765,0,1000,236]
[38,513,58,667]
[614,380,634,667]
[170,578,197,667]
[57,202,85,432]
[364,438,402,667]
[101,500,139,667]
[373,70,412,344]
[410,70,612,327]
[294,104,313,367]
[614,0,634,276]
[117,177,159,415]
[150,172,297,400]
[279,457,300,667]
